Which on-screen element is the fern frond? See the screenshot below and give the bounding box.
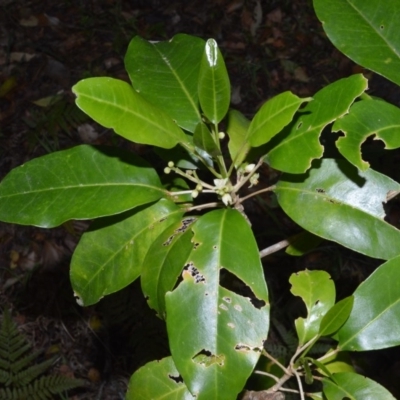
[0,310,84,398]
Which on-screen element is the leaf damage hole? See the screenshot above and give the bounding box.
[163,217,196,246]
[297,121,303,129]
[235,344,262,353]
[220,268,266,309]
[192,349,225,367]
[193,242,200,250]
[168,374,183,383]
[183,262,206,283]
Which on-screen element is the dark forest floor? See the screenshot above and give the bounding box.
[1,1,400,399]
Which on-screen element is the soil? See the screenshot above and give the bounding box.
[1,1,400,399]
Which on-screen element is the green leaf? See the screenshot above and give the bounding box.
[338,255,400,351]
[285,231,324,256]
[0,145,164,228]
[127,357,195,400]
[141,216,197,317]
[73,78,189,149]
[313,0,400,86]
[248,91,312,147]
[265,74,367,173]
[198,39,230,124]
[193,122,221,157]
[275,158,400,259]
[290,270,335,345]
[71,199,183,306]
[333,99,400,170]
[226,109,251,167]
[165,209,269,400]
[323,372,396,400]
[125,34,204,132]
[319,296,354,337]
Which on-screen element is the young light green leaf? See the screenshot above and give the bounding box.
[323,372,396,400]
[265,74,368,173]
[141,217,197,317]
[125,34,204,132]
[314,0,400,86]
[193,122,221,157]
[333,99,400,171]
[248,91,312,147]
[0,145,165,228]
[226,109,251,167]
[166,209,269,400]
[275,158,400,259]
[338,255,400,351]
[73,78,189,149]
[127,357,195,400]
[290,270,335,345]
[71,199,183,306]
[319,296,354,337]
[198,39,230,124]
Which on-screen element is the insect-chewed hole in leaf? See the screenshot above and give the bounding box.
[183,262,206,283]
[192,349,225,367]
[380,24,385,30]
[219,268,266,309]
[193,242,200,250]
[163,217,196,246]
[361,134,385,167]
[235,343,262,353]
[168,374,183,383]
[297,121,303,129]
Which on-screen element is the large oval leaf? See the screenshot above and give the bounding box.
[338,255,400,351]
[0,145,165,228]
[290,270,335,345]
[248,91,312,147]
[166,209,269,400]
[314,0,400,86]
[265,74,367,173]
[275,158,400,259]
[323,372,396,400]
[73,77,189,149]
[198,39,230,124]
[334,99,400,170]
[71,199,183,306]
[141,216,197,317]
[226,109,251,167]
[125,34,204,132]
[127,357,195,400]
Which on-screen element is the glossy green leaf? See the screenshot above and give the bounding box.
[338,255,400,351]
[290,270,335,345]
[125,34,204,132]
[314,0,400,86]
[248,91,312,147]
[319,296,354,337]
[166,209,269,400]
[71,199,183,306]
[141,216,197,317]
[198,39,230,124]
[265,74,367,173]
[193,122,221,157]
[323,372,396,400]
[333,99,400,170]
[275,158,400,259]
[73,78,189,149]
[0,145,165,228]
[285,231,324,256]
[226,109,251,167]
[127,357,194,400]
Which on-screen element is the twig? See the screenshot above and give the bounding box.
[259,239,290,258]
[239,185,276,204]
[187,202,221,212]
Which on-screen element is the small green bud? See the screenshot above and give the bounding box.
[168,161,175,168]
[196,184,203,192]
[218,131,225,139]
[191,190,199,199]
[164,167,171,174]
[245,163,256,173]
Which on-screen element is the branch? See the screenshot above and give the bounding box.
[259,239,290,258]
